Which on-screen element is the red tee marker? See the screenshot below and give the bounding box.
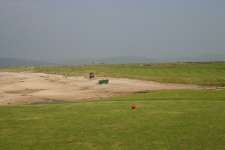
[131,104,136,110]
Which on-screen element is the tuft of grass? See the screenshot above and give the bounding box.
[0,89,225,150]
[1,62,225,86]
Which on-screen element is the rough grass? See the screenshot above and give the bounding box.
[1,62,225,86]
[0,89,225,150]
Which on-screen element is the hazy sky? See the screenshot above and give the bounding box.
[0,0,225,62]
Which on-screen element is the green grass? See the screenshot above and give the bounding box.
[1,62,225,149]
[0,89,225,150]
[1,62,225,86]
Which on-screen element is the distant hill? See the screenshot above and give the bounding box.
[60,56,158,65]
[0,58,54,67]
[0,56,157,67]
[2,56,222,67]
[94,56,158,64]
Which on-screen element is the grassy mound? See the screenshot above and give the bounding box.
[2,62,225,86]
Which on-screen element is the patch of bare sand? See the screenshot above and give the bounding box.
[0,72,202,105]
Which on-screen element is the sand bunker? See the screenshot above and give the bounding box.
[0,72,201,105]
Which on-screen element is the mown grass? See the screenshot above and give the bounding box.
[1,62,225,86]
[0,89,225,150]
